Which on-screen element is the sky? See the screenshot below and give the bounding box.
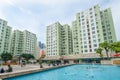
[0,0,120,43]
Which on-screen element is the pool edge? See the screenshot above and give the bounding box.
[0,64,74,79]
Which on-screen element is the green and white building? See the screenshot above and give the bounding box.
[0,19,12,54]
[22,30,37,57]
[10,30,23,55]
[46,22,73,56]
[100,8,116,42]
[10,30,37,57]
[72,5,116,54]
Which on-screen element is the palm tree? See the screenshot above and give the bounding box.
[110,42,120,53]
[99,42,110,59]
[38,54,46,68]
[96,48,103,59]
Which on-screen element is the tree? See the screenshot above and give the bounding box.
[1,52,13,63]
[110,42,120,53]
[38,54,46,68]
[96,48,103,59]
[100,42,110,58]
[20,54,34,61]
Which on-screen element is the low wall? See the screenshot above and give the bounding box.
[101,60,112,65]
[0,64,72,79]
[112,58,120,65]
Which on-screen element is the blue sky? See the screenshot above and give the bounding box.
[0,0,120,43]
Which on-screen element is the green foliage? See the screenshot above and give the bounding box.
[41,54,46,58]
[46,60,51,64]
[38,59,42,64]
[99,41,120,59]
[99,53,103,58]
[96,48,103,58]
[1,52,13,63]
[100,41,110,51]
[99,41,110,58]
[20,54,34,61]
[96,48,103,54]
[110,42,120,53]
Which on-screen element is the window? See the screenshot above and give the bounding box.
[94,44,97,47]
[92,31,95,34]
[90,16,93,18]
[81,15,84,18]
[89,8,92,11]
[85,50,88,52]
[109,32,111,35]
[82,19,84,21]
[93,40,96,43]
[83,30,85,32]
[102,26,105,28]
[90,12,92,14]
[95,14,97,16]
[93,35,96,38]
[96,22,98,24]
[92,27,95,30]
[90,49,92,52]
[84,41,87,44]
[109,36,112,39]
[94,49,96,51]
[104,37,107,40]
[83,34,86,36]
[103,33,106,36]
[103,29,106,32]
[82,22,85,25]
[91,19,94,22]
[89,45,91,48]
[91,23,94,26]
[84,45,87,48]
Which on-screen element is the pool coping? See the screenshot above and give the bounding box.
[0,64,73,80]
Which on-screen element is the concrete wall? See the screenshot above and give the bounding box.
[112,58,120,65]
[101,60,112,65]
[44,53,111,60]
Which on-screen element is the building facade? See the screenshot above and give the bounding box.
[10,30,37,57]
[46,5,116,57]
[46,22,73,56]
[62,24,73,55]
[100,8,116,42]
[10,30,23,55]
[0,19,12,54]
[38,41,45,50]
[72,5,116,54]
[22,30,37,57]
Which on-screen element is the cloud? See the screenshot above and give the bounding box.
[0,0,15,7]
[0,0,120,43]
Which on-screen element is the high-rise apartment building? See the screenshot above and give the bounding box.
[100,8,116,42]
[62,24,73,55]
[0,19,12,54]
[10,30,37,57]
[10,30,23,55]
[22,30,37,56]
[46,22,72,56]
[38,41,45,50]
[72,5,116,54]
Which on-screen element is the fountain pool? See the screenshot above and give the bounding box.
[4,64,120,80]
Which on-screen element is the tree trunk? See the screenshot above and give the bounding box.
[106,49,109,59]
[40,64,43,68]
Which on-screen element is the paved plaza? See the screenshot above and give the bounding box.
[0,63,51,73]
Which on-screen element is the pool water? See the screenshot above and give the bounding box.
[4,64,120,80]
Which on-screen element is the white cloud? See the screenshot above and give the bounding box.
[0,0,15,7]
[0,0,120,43]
